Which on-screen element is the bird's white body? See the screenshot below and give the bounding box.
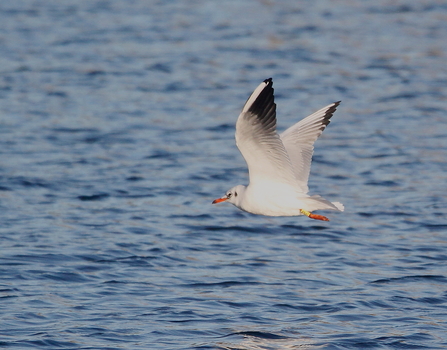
[226,183,343,217]
[213,78,344,220]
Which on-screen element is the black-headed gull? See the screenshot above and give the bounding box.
[212,78,344,221]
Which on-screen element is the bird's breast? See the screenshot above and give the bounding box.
[240,184,308,216]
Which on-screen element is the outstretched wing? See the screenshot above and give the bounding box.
[280,101,341,193]
[235,79,297,188]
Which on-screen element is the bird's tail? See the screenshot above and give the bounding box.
[304,195,344,212]
[331,201,344,212]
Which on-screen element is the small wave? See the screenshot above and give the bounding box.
[228,331,287,340]
[206,123,233,132]
[78,193,110,201]
[42,272,91,283]
[181,280,263,288]
[370,275,447,284]
[365,180,400,187]
[422,224,447,231]
[200,225,275,234]
[273,302,342,313]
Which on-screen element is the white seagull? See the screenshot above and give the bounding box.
[212,78,344,221]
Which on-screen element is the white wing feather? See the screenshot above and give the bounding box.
[235,79,297,188]
[280,102,341,193]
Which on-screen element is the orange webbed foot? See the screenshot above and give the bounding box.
[308,213,330,221]
[300,209,330,221]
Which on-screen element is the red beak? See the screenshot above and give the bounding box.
[212,197,228,204]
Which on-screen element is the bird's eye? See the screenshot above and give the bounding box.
[227,192,232,198]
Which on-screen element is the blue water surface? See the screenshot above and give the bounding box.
[1,1,447,349]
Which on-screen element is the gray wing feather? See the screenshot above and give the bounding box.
[280,101,340,193]
[236,79,297,187]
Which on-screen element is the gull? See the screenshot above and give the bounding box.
[212,78,344,221]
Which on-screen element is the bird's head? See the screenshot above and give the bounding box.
[212,185,246,206]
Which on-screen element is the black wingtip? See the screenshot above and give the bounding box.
[247,78,275,118]
[321,101,341,127]
[243,78,276,131]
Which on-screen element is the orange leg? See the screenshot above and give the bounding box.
[300,209,329,221]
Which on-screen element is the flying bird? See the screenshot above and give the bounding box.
[212,78,344,221]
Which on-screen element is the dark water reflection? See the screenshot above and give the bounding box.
[1,1,447,349]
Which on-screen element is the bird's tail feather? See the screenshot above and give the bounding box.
[331,201,344,212]
[305,195,344,212]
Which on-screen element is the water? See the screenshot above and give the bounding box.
[1,1,447,349]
